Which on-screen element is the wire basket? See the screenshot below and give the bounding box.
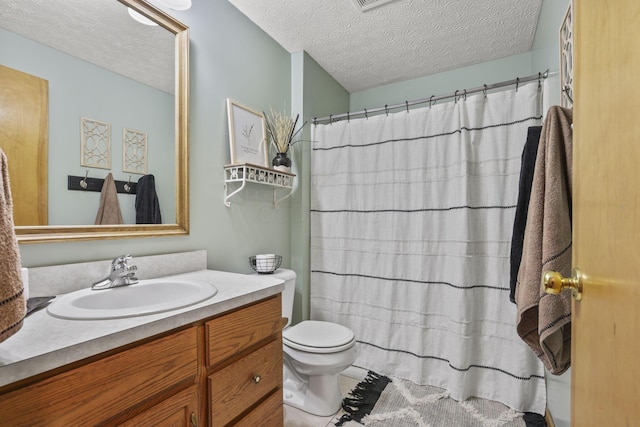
[249,254,282,274]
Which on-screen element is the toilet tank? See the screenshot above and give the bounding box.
[271,268,297,327]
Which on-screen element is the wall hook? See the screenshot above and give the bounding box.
[80,170,89,189]
[124,176,132,193]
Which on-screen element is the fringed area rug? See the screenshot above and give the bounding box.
[334,372,534,427]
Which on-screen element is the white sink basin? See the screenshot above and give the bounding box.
[47,279,218,320]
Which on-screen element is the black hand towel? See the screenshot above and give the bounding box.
[135,174,162,224]
[509,126,542,303]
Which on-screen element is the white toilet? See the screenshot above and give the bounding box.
[273,268,357,416]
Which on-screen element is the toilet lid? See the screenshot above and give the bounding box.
[283,320,355,353]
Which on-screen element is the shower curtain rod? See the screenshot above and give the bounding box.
[312,69,550,125]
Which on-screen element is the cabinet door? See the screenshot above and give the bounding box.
[0,327,197,426]
[117,386,199,427]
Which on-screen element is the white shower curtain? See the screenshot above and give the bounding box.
[310,82,546,414]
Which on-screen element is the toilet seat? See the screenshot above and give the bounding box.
[283,320,355,353]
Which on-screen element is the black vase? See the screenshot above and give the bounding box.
[272,152,291,171]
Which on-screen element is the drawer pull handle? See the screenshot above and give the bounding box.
[252,374,262,384]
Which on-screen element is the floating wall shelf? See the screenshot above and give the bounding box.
[223,163,295,207]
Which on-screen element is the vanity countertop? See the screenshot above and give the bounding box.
[0,269,283,389]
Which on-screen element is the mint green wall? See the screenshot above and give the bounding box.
[290,52,349,324]
[18,0,293,274]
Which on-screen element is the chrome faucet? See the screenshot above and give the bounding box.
[91,254,138,290]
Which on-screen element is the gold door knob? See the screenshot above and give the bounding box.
[542,268,583,301]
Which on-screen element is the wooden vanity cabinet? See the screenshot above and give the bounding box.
[0,295,283,427]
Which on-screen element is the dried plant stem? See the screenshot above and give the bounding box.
[264,109,300,153]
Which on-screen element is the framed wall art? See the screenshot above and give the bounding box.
[122,127,148,174]
[226,98,269,167]
[80,117,111,169]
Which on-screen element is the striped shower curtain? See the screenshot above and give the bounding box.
[310,82,546,414]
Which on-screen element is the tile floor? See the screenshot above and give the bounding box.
[283,368,366,427]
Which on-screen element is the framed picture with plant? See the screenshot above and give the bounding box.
[226,98,269,167]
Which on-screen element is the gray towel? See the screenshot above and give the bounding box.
[95,173,124,225]
[0,148,26,343]
[516,106,573,375]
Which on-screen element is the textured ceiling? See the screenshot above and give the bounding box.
[0,0,175,94]
[228,0,543,93]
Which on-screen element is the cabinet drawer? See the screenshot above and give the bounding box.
[234,389,283,427]
[209,338,283,426]
[206,295,282,367]
[0,327,198,426]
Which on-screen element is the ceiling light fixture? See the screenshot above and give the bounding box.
[128,0,192,26]
[128,8,158,26]
[155,0,192,11]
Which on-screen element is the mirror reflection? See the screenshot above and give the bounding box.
[0,0,189,242]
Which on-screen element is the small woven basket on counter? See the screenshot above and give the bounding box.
[249,255,282,274]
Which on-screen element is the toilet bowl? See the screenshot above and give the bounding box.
[269,269,358,416]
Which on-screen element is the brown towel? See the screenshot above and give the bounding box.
[95,173,124,225]
[515,106,573,375]
[0,148,26,343]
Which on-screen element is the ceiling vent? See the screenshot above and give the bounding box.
[351,0,401,12]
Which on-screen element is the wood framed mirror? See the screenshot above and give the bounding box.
[0,0,189,243]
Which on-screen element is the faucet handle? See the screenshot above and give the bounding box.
[111,254,133,266]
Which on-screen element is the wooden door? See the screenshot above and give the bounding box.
[572,0,640,425]
[0,64,48,225]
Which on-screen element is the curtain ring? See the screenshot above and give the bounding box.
[463,89,467,101]
[347,112,350,122]
[385,105,389,116]
[454,90,459,103]
[364,108,368,119]
[483,84,488,97]
[429,95,435,108]
[516,77,520,92]
[329,114,333,125]
[405,101,409,113]
[538,72,542,88]
[312,117,317,126]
